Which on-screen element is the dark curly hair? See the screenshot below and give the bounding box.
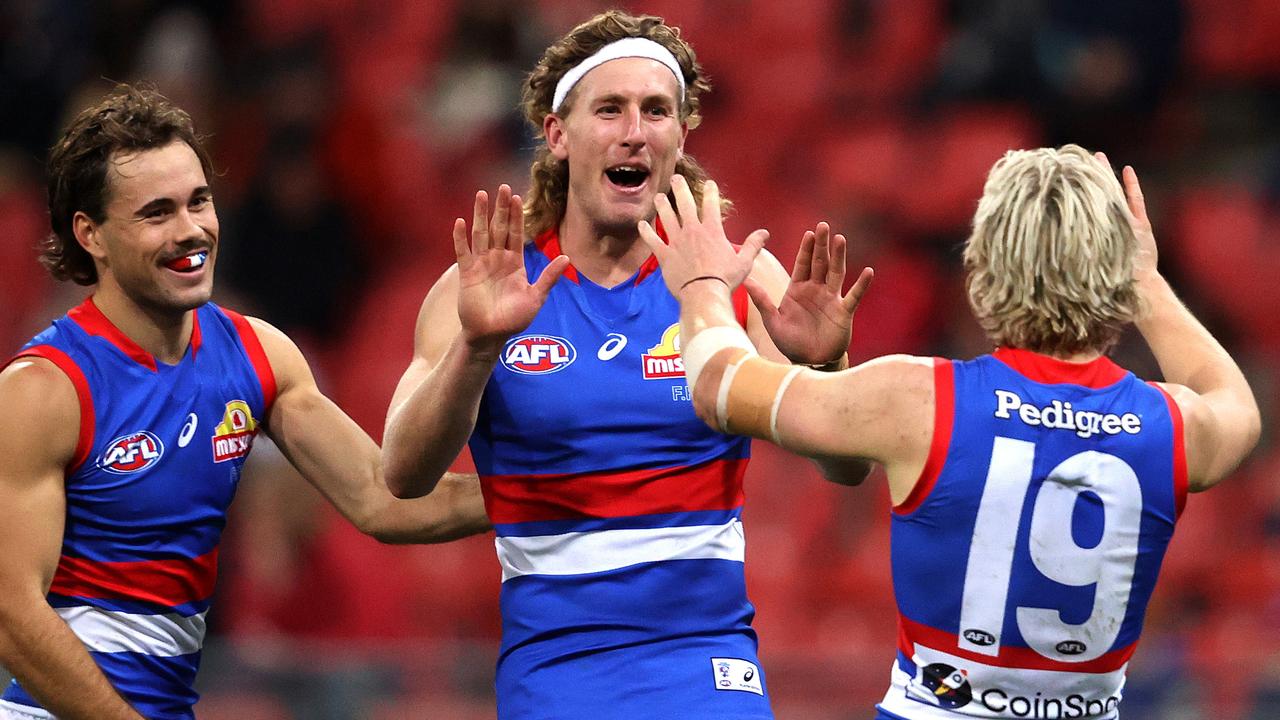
[43,84,213,285]
[520,10,728,238]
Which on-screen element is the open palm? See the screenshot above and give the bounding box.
[745,223,873,365]
[454,185,569,349]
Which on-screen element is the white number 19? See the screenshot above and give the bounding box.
[957,437,1143,663]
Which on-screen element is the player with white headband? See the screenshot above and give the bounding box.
[643,150,1260,719]
[383,9,875,719]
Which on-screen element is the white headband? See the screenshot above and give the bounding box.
[551,37,686,113]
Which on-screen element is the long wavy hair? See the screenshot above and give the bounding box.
[964,144,1140,355]
[520,10,728,238]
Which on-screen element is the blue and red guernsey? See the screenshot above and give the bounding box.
[1,298,274,720]
[468,229,773,719]
[877,348,1187,720]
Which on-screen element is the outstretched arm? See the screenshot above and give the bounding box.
[0,359,145,720]
[382,186,569,498]
[639,176,932,502]
[251,317,489,542]
[1111,159,1261,490]
[741,221,875,486]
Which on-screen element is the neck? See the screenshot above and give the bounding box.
[558,204,654,288]
[92,283,194,365]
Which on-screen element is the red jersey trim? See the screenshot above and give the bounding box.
[899,615,1138,674]
[993,347,1127,388]
[8,346,95,473]
[534,221,747,327]
[1151,383,1188,518]
[894,358,954,515]
[66,297,203,371]
[50,549,219,607]
[481,457,748,525]
[68,297,157,371]
[222,309,278,412]
[534,227,579,283]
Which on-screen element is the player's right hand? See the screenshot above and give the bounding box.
[453,185,569,350]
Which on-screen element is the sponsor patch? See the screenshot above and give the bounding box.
[907,662,972,709]
[710,657,763,696]
[502,335,576,375]
[101,431,164,474]
[642,323,684,379]
[212,400,258,463]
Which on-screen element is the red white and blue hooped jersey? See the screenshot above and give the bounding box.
[468,229,774,720]
[877,348,1186,720]
[1,298,275,720]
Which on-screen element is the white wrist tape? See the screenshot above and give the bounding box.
[681,325,755,391]
[552,37,686,113]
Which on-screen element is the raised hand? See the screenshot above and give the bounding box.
[1095,152,1158,280]
[637,175,769,296]
[454,185,569,349]
[744,222,874,366]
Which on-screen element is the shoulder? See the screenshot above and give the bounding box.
[0,355,82,463]
[239,316,308,386]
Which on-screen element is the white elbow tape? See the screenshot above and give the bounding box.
[681,325,755,391]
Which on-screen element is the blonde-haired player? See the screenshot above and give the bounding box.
[642,147,1260,719]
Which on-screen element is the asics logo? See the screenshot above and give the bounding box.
[178,413,198,448]
[597,333,628,361]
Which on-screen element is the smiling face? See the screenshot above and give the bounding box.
[546,57,687,238]
[79,140,219,315]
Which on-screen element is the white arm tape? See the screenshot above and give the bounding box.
[715,352,754,432]
[769,367,804,444]
[682,325,755,391]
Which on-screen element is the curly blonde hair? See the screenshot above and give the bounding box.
[964,145,1140,355]
[520,10,728,238]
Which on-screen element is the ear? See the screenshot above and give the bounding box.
[677,121,688,160]
[545,113,570,161]
[72,211,108,262]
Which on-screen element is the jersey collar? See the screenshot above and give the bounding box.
[68,296,202,372]
[534,218,669,286]
[993,347,1127,388]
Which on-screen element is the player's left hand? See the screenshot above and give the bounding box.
[638,175,769,296]
[745,222,874,366]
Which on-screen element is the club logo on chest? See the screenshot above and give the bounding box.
[642,323,685,380]
[212,400,258,463]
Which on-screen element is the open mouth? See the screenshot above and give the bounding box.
[164,250,209,273]
[605,164,650,189]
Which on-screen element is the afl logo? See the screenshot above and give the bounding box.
[101,431,164,474]
[1056,640,1087,656]
[963,628,996,647]
[501,335,576,375]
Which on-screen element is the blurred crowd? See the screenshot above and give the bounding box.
[1,1,1278,718]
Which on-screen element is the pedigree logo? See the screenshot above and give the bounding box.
[212,400,258,463]
[642,323,684,380]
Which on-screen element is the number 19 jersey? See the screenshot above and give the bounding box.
[878,348,1187,720]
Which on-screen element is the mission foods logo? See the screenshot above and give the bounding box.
[501,335,576,375]
[212,400,258,463]
[101,431,164,474]
[642,323,684,379]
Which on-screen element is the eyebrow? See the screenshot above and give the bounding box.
[593,89,677,104]
[131,186,211,218]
